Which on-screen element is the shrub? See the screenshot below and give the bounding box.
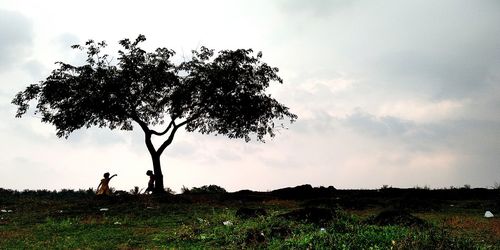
[184,185,227,194]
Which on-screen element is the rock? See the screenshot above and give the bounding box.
[484,211,494,218]
[236,207,267,219]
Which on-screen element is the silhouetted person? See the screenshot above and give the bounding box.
[145,170,155,194]
[96,172,117,195]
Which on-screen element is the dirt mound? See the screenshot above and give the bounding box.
[236,207,267,219]
[271,184,336,200]
[245,229,266,245]
[366,209,428,228]
[279,207,334,225]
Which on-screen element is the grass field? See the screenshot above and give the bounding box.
[0,187,498,249]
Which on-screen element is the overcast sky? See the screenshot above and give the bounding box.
[1,0,499,192]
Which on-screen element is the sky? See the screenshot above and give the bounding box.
[1,0,499,192]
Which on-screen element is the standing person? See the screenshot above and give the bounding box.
[145,170,156,194]
[96,172,117,195]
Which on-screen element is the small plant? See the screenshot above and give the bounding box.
[181,185,191,194]
[164,187,176,195]
[85,188,95,195]
[129,186,143,195]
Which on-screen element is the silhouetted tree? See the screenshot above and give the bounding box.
[12,35,297,193]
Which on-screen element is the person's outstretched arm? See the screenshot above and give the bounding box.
[110,174,117,180]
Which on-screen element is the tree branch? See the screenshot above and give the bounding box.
[156,115,200,155]
[131,115,149,133]
[150,118,176,136]
[156,126,179,156]
[176,117,193,128]
[131,115,157,155]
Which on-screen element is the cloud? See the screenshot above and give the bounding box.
[0,9,33,72]
[22,59,45,79]
[271,0,500,100]
[1,1,500,191]
[66,127,128,146]
[341,110,415,138]
[275,0,355,18]
[53,33,80,51]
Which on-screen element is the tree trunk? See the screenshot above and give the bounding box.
[136,118,173,194]
[151,153,165,193]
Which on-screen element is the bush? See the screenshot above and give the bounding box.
[183,185,227,194]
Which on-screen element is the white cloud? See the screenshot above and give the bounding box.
[0,9,33,71]
[377,99,466,123]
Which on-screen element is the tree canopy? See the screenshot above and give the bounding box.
[12,35,297,192]
[13,35,296,142]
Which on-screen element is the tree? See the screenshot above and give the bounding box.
[12,35,297,193]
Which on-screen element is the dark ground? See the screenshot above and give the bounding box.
[1,185,499,249]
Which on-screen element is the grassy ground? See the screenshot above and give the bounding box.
[0,189,498,249]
